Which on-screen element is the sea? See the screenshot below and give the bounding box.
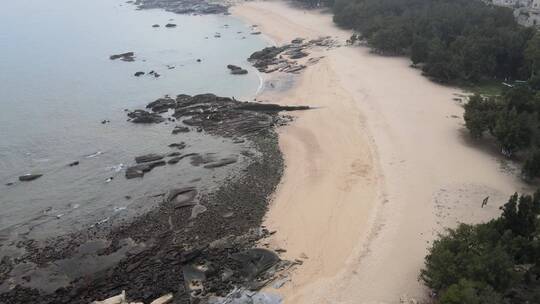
[0,0,268,245]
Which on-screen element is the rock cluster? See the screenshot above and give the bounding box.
[248,36,339,74]
[128,93,309,138]
[133,0,229,15]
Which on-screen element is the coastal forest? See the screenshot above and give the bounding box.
[293,0,540,302]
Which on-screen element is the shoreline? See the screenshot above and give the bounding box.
[233,1,530,303]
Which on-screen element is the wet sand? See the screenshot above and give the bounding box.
[233,1,530,303]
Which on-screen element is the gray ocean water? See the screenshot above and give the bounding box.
[0,0,267,243]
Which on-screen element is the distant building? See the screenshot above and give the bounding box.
[491,0,540,26]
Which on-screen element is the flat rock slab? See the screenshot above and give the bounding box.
[135,153,164,164]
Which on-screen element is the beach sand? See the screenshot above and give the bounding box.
[233,1,530,303]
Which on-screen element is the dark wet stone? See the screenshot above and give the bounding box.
[134,71,145,77]
[152,24,160,28]
[165,23,177,28]
[68,161,80,167]
[127,110,165,124]
[146,97,176,113]
[125,160,166,179]
[19,174,43,182]
[109,52,135,62]
[168,142,186,150]
[167,151,182,157]
[231,69,248,75]
[135,153,164,164]
[167,157,182,164]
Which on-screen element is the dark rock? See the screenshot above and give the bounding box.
[152,24,160,28]
[196,59,202,62]
[231,69,248,75]
[5,182,14,186]
[19,174,43,182]
[125,160,166,179]
[167,157,182,164]
[167,152,182,157]
[134,71,145,77]
[168,142,186,149]
[146,97,176,112]
[288,50,308,59]
[109,52,135,62]
[127,110,165,123]
[227,64,242,70]
[135,153,164,164]
[251,32,261,35]
[165,23,177,28]
[68,161,80,167]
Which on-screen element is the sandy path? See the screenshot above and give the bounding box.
[233,2,530,303]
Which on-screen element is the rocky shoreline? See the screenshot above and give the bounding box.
[0,93,307,304]
[131,0,229,15]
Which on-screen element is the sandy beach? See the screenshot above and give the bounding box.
[233,1,531,303]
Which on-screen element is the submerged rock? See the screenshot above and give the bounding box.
[19,174,43,182]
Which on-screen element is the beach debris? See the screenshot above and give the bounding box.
[91,290,126,304]
[18,174,43,182]
[150,293,173,304]
[109,52,135,62]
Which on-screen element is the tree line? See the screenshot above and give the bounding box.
[421,191,540,303]
[331,0,536,84]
